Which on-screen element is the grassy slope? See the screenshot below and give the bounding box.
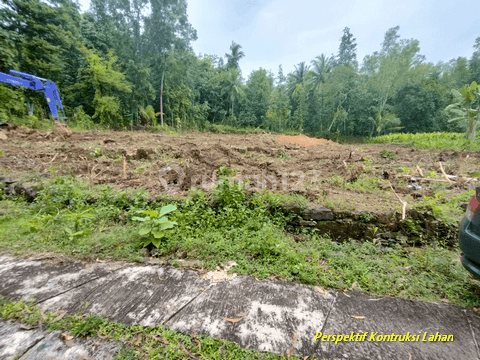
[0,176,479,307]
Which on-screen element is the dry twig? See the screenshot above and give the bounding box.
[416,165,424,177]
[438,162,453,185]
[388,181,407,220]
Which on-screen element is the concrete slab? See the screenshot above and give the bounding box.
[0,255,118,303]
[464,308,480,359]
[317,292,478,360]
[18,330,122,360]
[166,276,336,356]
[0,320,45,360]
[40,265,210,326]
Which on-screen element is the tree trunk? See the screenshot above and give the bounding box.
[160,69,165,126]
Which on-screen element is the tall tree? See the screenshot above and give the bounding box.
[309,54,333,92]
[470,37,480,83]
[287,62,309,97]
[277,64,286,85]
[337,27,358,67]
[221,67,245,116]
[242,68,274,126]
[381,26,401,54]
[225,41,245,73]
[309,54,333,132]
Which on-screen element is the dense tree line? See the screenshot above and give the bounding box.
[0,1,479,137]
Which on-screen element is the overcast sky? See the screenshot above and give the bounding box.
[77,0,480,79]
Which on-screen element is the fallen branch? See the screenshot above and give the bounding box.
[398,175,453,183]
[49,153,59,164]
[388,181,407,220]
[416,165,424,177]
[438,162,453,185]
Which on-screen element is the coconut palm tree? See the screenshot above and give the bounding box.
[309,54,333,92]
[286,62,309,97]
[309,54,333,131]
[221,67,245,115]
[225,41,245,73]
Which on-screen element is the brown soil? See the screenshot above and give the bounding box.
[276,134,337,147]
[0,124,478,215]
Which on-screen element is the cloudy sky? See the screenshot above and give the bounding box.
[77,0,480,79]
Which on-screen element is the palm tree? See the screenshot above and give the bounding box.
[225,41,245,72]
[309,54,333,132]
[286,62,309,97]
[309,54,333,92]
[221,67,245,115]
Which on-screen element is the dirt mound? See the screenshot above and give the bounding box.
[276,134,337,147]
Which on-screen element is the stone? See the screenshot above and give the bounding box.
[303,206,333,221]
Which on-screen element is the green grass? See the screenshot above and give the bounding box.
[0,176,479,307]
[369,131,480,150]
[0,296,300,360]
[414,190,475,226]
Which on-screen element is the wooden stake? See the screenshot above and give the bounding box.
[123,157,127,177]
[438,162,453,185]
[388,181,407,220]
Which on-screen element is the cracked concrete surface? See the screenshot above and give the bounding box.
[0,320,122,360]
[1,254,480,359]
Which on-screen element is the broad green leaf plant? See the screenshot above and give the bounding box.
[132,205,178,248]
[445,81,480,140]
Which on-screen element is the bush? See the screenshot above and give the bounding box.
[71,106,95,130]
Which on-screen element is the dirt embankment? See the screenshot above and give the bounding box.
[0,124,478,216]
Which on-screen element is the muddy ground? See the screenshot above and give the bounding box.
[0,123,479,215]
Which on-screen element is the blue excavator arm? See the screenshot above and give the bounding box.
[0,70,64,119]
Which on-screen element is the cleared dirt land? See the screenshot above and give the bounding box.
[1,123,479,215]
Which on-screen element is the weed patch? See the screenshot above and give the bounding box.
[370,131,480,150]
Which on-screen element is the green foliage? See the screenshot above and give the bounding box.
[139,105,160,125]
[132,205,178,248]
[70,106,96,130]
[370,131,480,150]
[415,190,474,225]
[444,81,480,140]
[379,150,397,159]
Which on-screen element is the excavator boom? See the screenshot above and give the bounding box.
[0,70,64,119]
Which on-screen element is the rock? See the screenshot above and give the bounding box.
[303,206,333,221]
[298,220,316,227]
[377,232,393,240]
[150,248,160,256]
[0,130,7,140]
[377,212,395,224]
[178,260,203,268]
[0,177,17,185]
[282,203,304,215]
